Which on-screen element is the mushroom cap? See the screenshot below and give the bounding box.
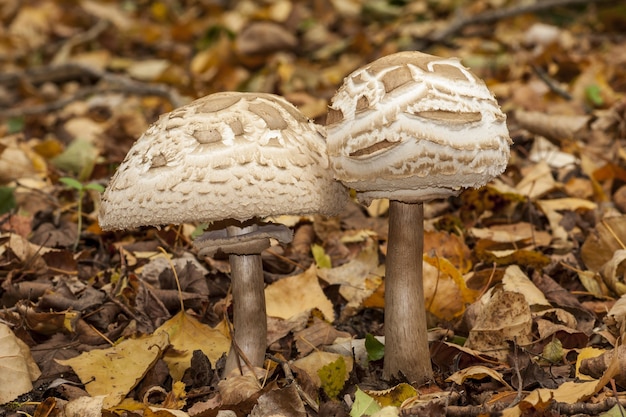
[326,51,512,204]
[99,92,349,230]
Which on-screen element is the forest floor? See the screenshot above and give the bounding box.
[1,0,626,416]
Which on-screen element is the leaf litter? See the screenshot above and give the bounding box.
[1,0,626,416]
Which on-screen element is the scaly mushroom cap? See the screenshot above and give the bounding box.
[326,51,512,204]
[99,92,349,230]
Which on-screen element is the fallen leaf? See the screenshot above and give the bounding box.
[63,395,106,417]
[446,365,512,390]
[598,249,626,295]
[0,323,41,404]
[604,294,626,338]
[351,387,382,417]
[581,215,626,272]
[157,311,230,381]
[466,288,533,361]
[423,255,478,320]
[528,137,578,168]
[576,347,605,380]
[502,265,551,308]
[250,384,306,417]
[516,160,558,198]
[364,383,417,407]
[503,349,621,417]
[317,236,383,314]
[318,356,347,399]
[292,351,352,389]
[56,331,170,408]
[266,265,335,321]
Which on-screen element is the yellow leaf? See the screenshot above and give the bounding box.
[503,351,620,417]
[266,265,335,321]
[446,365,512,390]
[0,324,41,404]
[292,351,352,389]
[576,347,605,380]
[516,160,558,198]
[56,331,170,408]
[423,255,478,320]
[157,311,230,381]
[364,383,417,407]
[318,356,347,399]
[318,236,383,311]
[312,244,332,269]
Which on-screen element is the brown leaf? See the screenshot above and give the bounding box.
[515,109,589,143]
[465,288,533,362]
[250,384,306,417]
[294,317,352,356]
[235,21,297,57]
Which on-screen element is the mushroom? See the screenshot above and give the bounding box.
[99,92,349,376]
[325,51,511,383]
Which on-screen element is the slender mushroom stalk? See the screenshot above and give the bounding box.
[99,92,350,377]
[385,201,431,380]
[326,51,512,383]
[224,224,267,373]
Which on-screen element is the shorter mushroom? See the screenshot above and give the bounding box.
[326,51,511,383]
[100,92,349,376]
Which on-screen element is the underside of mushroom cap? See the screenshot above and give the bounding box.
[99,92,349,230]
[326,51,512,204]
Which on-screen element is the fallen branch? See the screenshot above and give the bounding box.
[0,62,186,118]
[441,398,626,417]
[413,0,616,49]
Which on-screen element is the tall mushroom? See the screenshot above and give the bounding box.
[325,51,511,383]
[99,92,349,376]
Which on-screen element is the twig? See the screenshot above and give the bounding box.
[0,62,186,118]
[412,0,616,49]
[443,398,626,417]
[267,354,320,413]
[531,65,573,101]
[52,19,110,65]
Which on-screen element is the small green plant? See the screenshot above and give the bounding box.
[0,186,16,214]
[365,333,385,362]
[59,177,105,250]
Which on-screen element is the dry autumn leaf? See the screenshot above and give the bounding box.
[465,288,533,362]
[157,311,230,382]
[266,265,335,322]
[56,331,170,408]
[0,324,41,404]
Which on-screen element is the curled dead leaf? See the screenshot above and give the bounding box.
[598,249,626,295]
[465,288,533,362]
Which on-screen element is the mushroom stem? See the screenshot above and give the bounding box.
[383,200,433,384]
[224,223,268,376]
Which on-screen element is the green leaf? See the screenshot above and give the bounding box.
[84,182,105,193]
[585,84,604,107]
[365,334,385,362]
[350,387,381,417]
[190,224,208,239]
[0,186,16,214]
[542,338,564,364]
[312,243,332,269]
[6,117,25,134]
[317,356,347,400]
[51,139,98,181]
[59,177,84,190]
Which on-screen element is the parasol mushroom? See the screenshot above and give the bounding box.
[325,51,511,383]
[99,91,349,376]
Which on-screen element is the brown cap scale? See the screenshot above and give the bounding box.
[325,51,511,384]
[100,92,349,377]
